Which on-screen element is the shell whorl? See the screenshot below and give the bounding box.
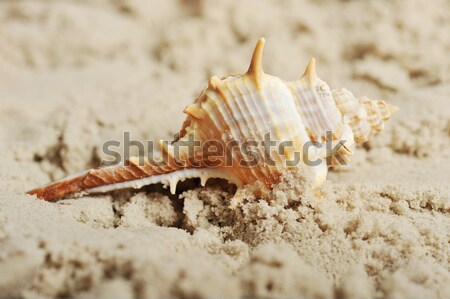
[332,88,398,143]
[27,38,398,201]
[179,38,326,188]
[286,58,344,143]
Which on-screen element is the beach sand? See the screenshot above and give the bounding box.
[0,0,449,298]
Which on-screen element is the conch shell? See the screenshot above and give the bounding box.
[27,38,398,201]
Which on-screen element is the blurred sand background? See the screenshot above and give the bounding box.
[0,0,449,298]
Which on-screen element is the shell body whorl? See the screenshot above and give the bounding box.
[178,68,325,188]
[27,38,398,201]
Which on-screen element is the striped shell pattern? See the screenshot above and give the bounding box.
[27,38,398,202]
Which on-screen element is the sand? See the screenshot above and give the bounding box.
[0,0,449,298]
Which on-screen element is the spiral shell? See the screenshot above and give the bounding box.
[27,38,398,201]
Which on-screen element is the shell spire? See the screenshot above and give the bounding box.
[247,38,265,84]
[302,57,317,83]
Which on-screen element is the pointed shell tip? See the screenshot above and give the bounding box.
[208,76,222,90]
[247,38,265,76]
[387,103,399,114]
[302,58,317,81]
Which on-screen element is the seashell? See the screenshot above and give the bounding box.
[27,38,398,202]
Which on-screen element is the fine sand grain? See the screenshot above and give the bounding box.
[0,0,449,298]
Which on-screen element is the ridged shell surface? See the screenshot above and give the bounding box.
[27,38,398,201]
[177,72,326,188]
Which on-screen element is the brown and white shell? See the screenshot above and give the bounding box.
[27,38,398,201]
